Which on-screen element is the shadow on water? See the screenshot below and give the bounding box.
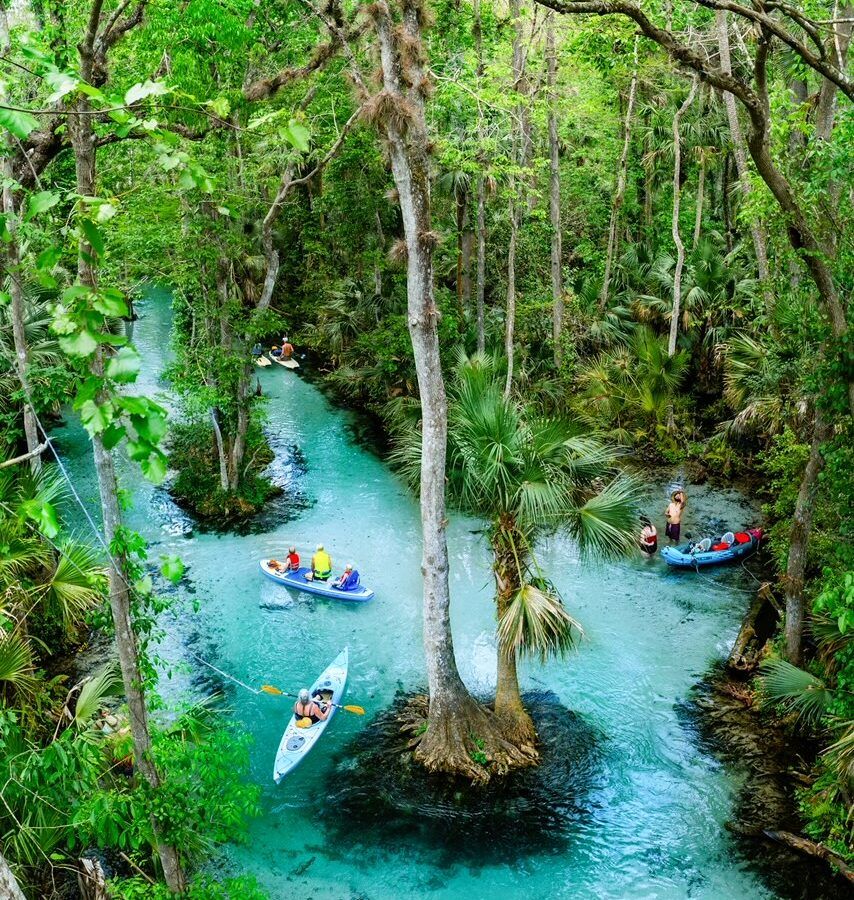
[318,690,604,871]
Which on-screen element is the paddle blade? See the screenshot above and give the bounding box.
[342,704,365,715]
[260,684,284,695]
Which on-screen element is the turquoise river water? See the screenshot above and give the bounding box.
[52,290,780,899]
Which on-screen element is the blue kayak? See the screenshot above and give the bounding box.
[259,560,375,602]
[661,529,761,569]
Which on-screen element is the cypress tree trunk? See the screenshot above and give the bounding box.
[784,411,831,665]
[474,0,487,354]
[370,0,531,780]
[69,5,185,889]
[668,78,697,358]
[0,850,26,900]
[600,35,638,311]
[547,14,564,367]
[716,10,773,320]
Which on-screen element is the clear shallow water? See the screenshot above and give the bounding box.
[54,291,776,900]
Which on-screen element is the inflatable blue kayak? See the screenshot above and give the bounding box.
[661,529,762,569]
[273,648,348,783]
[259,560,375,602]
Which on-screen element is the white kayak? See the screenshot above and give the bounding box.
[273,648,348,783]
[255,355,272,367]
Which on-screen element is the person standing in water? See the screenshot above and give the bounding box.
[639,516,658,555]
[664,490,687,542]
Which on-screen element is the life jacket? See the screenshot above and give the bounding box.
[734,532,751,544]
[340,569,360,590]
[313,550,332,578]
[711,542,730,552]
[288,553,300,570]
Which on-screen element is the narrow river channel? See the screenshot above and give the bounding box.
[53,290,777,899]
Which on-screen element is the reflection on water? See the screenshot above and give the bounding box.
[54,289,780,900]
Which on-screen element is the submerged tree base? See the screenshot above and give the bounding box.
[320,690,603,867]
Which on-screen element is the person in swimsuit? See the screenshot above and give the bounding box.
[639,516,658,555]
[664,490,686,542]
[293,688,329,724]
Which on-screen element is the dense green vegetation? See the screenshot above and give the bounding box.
[0,0,850,895]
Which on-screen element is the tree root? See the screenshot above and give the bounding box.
[400,694,538,784]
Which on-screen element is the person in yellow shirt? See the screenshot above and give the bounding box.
[310,544,332,581]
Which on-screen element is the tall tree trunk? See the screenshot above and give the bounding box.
[492,530,536,747]
[504,198,518,398]
[784,410,831,665]
[815,3,853,143]
[370,0,529,780]
[504,0,528,398]
[642,105,653,233]
[721,151,733,252]
[455,189,468,319]
[600,35,638,310]
[229,364,251,491]
[547,14,564,367]
[0,850,26,900]
[374,210,384,297]
[69,6,185,889]
[692,153,705,248]
[210,408,229,492]
[475,177,487,354]
[716,10,773,320]
[2,162,41,471]
[474,0,487,355]
[668,78,697,358]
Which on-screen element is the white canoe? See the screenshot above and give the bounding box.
[273,648,348,783]
[255,356,272,367]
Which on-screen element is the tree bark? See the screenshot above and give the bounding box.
[209,408,229,492]
[547,14,564,367]
[715,10,773,321]
[600,35,638,310]
[492,529,536,748]
[69,5,185,889]
[2,161,41,471]
[815,3,853,142]
[370,0,529,780]
[474,0,487,355]
[668,78,697,358]
[783,410,831,666]
[504,198,518,398]
[0,850,26,900]
[692,153,705,248]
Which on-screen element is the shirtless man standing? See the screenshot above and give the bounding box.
[664,490,686,542]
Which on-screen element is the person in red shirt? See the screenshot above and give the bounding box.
[286,546,300,571]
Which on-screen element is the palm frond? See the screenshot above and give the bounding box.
[757,659,832,726]
[497,582,583,663]
[569,475,640,559]
[73,663,123,726]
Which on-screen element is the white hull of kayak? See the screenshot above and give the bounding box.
[273,648,348,783]
[255,356,272,367]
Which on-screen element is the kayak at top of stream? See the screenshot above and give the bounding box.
[51,289,781,899]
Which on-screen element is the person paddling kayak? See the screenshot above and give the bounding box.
[293,688,330,724]
[309,544,332,581]
[332,564,360,591]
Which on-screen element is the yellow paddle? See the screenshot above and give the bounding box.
[260,684,365,716]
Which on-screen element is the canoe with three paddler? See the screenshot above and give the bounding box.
[273,649,348,783]
[259,559,375,602]
[661,528,762,569]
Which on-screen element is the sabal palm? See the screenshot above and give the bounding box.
[394,351,638,745]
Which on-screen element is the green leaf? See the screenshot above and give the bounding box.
[0,106,39,139]
[45,69,79,103]
[92,287,128,317]
[140,450,167,484]
[21,499,60,539]
[80,219,105,256]
[131,408,167,443]
[105,346,140,383]
[206,96,231,119]
[101,423,125,450]
[25,190,60,221]
[281,120,310,153]
[124,80,168,106]
[0,214,10,242]
[160,554,185,584]
[36,246,62,271]
[79,399,114,436]
[59,329,98,357]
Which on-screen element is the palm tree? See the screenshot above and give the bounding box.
[394,351,639,746]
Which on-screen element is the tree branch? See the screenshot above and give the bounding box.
[0,442,48,469]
